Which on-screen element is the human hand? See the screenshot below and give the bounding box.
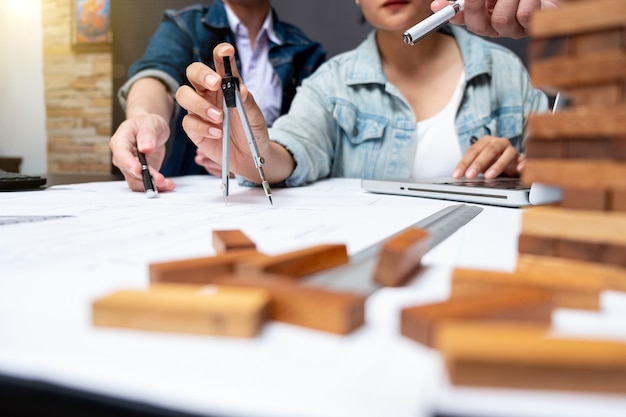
[431,0,558,38]
[453,135,522,179]
[176,43,273,184]
[109,113,176,192]
[194,148,231,178]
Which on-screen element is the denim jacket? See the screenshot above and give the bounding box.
[118,0,326,176]
[269,26,548,187]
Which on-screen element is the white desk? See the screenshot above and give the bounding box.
[1,177,625,417]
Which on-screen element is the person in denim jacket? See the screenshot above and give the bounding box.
[175,0,550,191]
[109,0,325,192]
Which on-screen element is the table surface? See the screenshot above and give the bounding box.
[1,176,625,417]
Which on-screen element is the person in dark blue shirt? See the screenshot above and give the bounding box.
[110,0,325,192]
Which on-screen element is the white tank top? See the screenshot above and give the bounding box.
[410,72,465,178]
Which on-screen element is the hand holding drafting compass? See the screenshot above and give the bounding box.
[220,56,273,205]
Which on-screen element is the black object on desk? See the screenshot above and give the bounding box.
[0,373,218,417]
[0,169,46,191]
[137,151,158,198]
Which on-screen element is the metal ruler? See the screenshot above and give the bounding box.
[304,204,483,294]
[0,215,74,226]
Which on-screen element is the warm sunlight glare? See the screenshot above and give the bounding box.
[7,0,31,14]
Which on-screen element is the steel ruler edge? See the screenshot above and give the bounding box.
[304,204,484,295]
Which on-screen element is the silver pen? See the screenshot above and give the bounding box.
[403,0,465,45]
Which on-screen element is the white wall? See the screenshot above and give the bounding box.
[0,0,47,174]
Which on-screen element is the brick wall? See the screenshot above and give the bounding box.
[42,0,112,174]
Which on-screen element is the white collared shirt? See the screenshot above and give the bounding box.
[224,4,283,125]
[410,72,465,178]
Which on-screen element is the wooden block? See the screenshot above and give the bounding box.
[531,51,626,91]
[572,29,625,55]
[559,187,609,211]
[526,138,593,160]
[554,238,603,262]
[565,139,613,159]
[599,242,626,268]
[524,140,564,159]
[568,82,626,107]
[205,273,366,335]
[527,106,626,139]
[529,31,626,97]
[521,205,626,245]
[612,135,626,161]
[516,254,626,293]
[92,284,269,338]
[236,244,349,279]
[608,188,626,211]
[373,227,430,287]
[452,274,599,311]
[450,250,626,310]
[149,250,265,284]
[530,0,626,39]
[212,229,256,253]
[400,287,554,347]
[437,322,626,394]
[522,159,626,190]
[528,36,571,62]
[517,233,554,256]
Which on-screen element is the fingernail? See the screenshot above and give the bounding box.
[452,169,462,178]
[207,108,222,122]
[485,169,497,179]
[208,126,221,137]
[205,73,220,87]
[466,168,477,178]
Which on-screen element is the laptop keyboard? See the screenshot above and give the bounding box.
[0,169,47,191]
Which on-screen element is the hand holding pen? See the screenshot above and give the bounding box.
[137,150,158,198]
[429,0,559,39]
[404,0,465,45]
[110,112,176,194]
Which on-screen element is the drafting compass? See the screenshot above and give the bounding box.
[220,57,273,205]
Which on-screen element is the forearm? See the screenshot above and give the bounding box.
[238,141,296,185]
[125,77,175,121]
[265,142,296,183]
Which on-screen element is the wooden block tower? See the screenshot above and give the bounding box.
[401,0,626,394]
[521,0,626,268]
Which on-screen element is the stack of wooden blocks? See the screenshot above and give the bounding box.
[400,0,626,394]
[93,225,431,337]
[93,230,365,337]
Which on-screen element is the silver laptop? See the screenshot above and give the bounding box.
[361,94,567,208]
[361,177,562,207]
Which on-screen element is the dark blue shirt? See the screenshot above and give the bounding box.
[118,0,326,176]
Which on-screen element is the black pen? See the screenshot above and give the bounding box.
[137,151,158,198]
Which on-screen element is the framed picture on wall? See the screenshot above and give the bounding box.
[71,0,112,52]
